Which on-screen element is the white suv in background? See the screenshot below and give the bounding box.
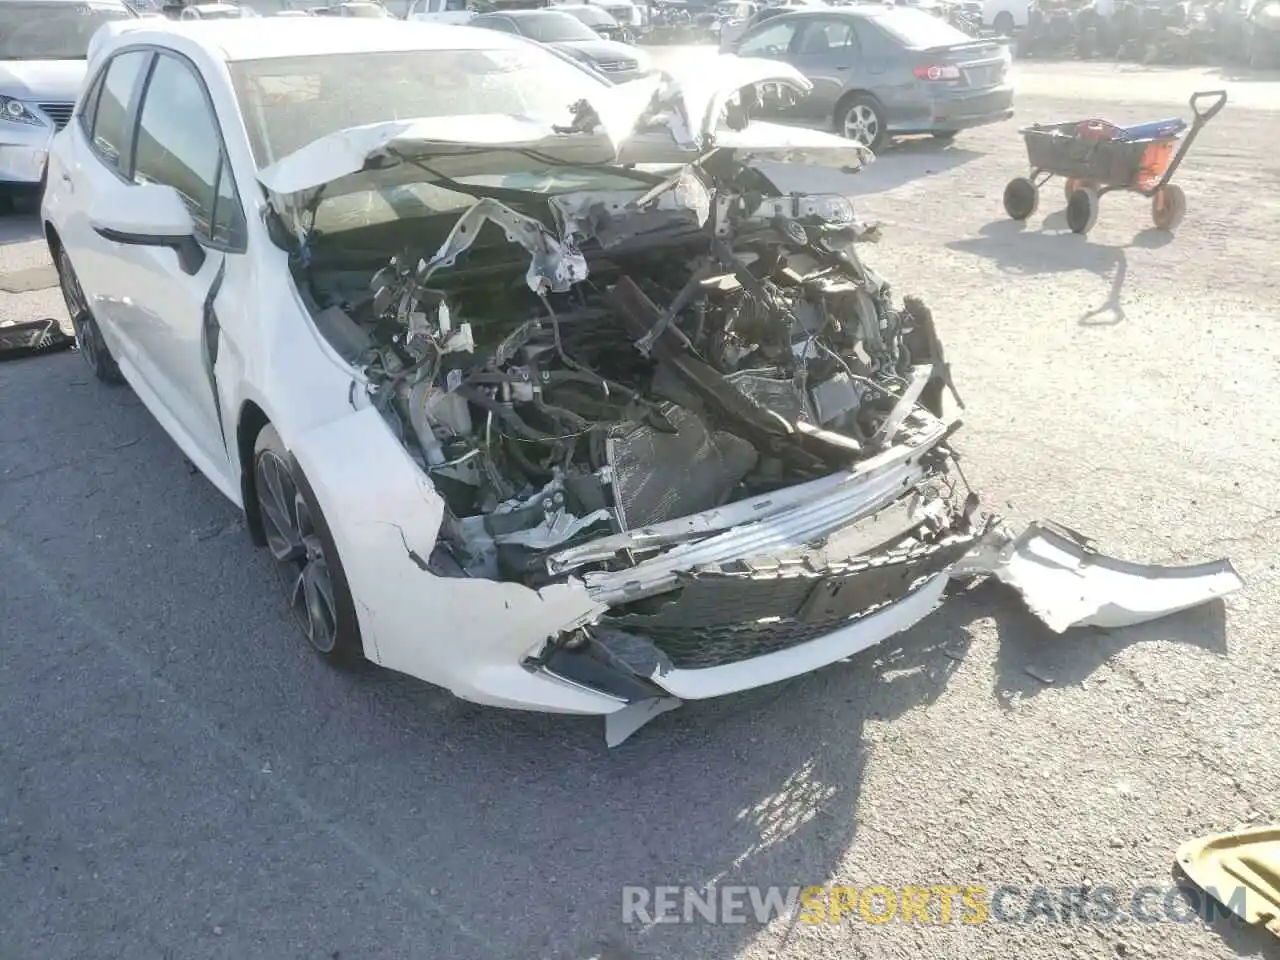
[0,0,136,209]
[983,0,1030,34]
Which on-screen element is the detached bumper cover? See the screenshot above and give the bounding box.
[954,521,1244,633]
[596,519,1244,744]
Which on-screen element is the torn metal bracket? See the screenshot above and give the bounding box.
[874,365,934,448]
[419,197,587,295]
[634,263,714,356]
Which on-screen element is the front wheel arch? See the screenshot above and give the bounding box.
[44,222,61,261]
[238,400,271,547]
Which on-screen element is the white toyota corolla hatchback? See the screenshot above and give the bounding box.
[42,18,1241,744]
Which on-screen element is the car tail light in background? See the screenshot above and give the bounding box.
[913,64,961,81]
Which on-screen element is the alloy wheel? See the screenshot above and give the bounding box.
[842,103,880,147]
[57,248,101,375]
[255,449,338,654]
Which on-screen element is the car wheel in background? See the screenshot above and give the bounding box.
[55,244,125,384]
[836,94,887,152]
[993,10,1014,34]
[253,423,363,664]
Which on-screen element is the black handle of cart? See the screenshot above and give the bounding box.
[1147,89,1228,197]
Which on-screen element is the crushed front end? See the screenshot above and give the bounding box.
[276,95,1242,743]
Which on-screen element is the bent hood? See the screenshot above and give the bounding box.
[255,55,872,216]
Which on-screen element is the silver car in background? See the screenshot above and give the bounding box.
[468,9,654,81]
[0,0,136,207]
[727,6,1013,151]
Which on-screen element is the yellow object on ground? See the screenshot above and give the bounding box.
[1177,826,1280,937]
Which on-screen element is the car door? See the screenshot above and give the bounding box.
[787,17,867,120]
[111,50,249,478]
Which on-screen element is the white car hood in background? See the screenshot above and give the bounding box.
[255,55,871,210]
[0,59,86,103]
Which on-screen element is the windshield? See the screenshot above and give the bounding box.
[872,7,974,45]
[514,10,601,40]
[229,47,608,166]
[563,5,616,25]
[0,0,134,60]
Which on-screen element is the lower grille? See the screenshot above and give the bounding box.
[602,532,978,669]
[38,102,73,130]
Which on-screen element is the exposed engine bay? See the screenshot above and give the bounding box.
[295,155,971,617]
[255,64,1242,745]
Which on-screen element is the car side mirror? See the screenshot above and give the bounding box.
[90,182,206,275]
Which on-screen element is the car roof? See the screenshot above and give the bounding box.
[98,18,529,60]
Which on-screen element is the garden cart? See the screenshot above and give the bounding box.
[1001,89,1227,235]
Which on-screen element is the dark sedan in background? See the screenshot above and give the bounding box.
[727,6,1013,150]
[469,9,654,81]
[558,2,633,41]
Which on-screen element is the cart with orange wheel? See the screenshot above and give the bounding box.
[1001,90,1227,235]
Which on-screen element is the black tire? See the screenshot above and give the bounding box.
[54,243,124,384]
[1003,176,1039,221]
[1150,183,1186,231]
[1066,186,1100,234]
[993,10,1014,34]
[835,93,887,152]
[252,423,363,664]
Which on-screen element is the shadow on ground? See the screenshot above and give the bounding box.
[1169,864,1278,959]
[0,209,43,248]
[0,351,1244,959]
[947,218,1174,325]
[937,580,1230,713]
[1103,60,1280,82]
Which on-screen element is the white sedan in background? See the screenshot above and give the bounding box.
[41,19,1241,744]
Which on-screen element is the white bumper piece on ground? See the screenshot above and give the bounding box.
[952,520,1245,633]
[607,520,1244,746]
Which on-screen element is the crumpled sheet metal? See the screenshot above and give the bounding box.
[952,521,1245,633]
[418,197,587,295]
[1176,826,1280,937]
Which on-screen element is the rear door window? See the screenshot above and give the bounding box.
[736,18,800,56]
[794,17,859,55]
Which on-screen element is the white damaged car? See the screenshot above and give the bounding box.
[42,19,1242,744]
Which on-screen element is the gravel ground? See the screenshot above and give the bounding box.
[1,58,1278,960]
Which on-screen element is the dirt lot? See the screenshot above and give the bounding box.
[1,59,1278,960]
